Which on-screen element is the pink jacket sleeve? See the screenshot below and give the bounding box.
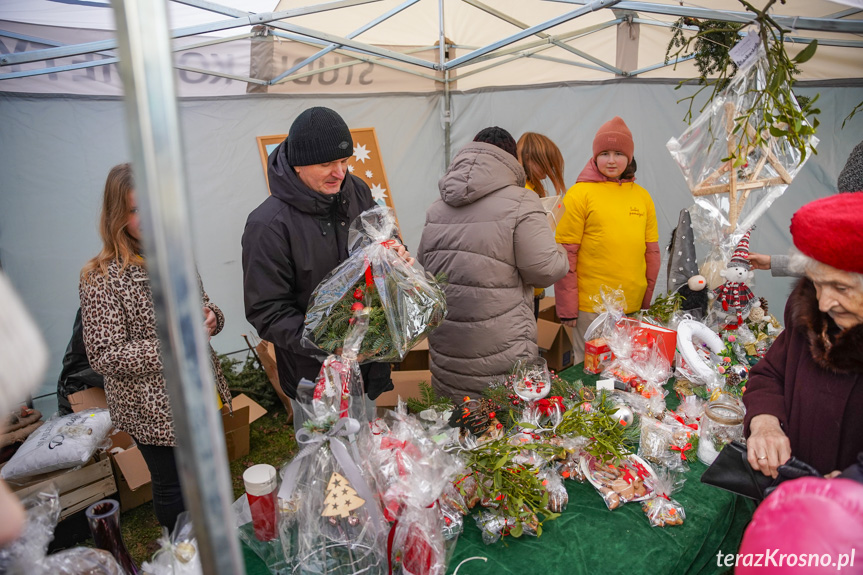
[641,242,661,309]
[554,243,580,319]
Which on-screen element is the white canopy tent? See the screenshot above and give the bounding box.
[1,0,861,415]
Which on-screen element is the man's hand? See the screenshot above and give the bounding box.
[561,318,578,327]
[747,414,792,478]
[748,252,771,271]
[391,243,415,266]
[203,306,218,338]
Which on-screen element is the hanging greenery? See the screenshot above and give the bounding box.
[646,291,685,326]
[665,0,821,162]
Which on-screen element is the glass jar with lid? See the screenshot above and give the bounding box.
[697,394,745,464]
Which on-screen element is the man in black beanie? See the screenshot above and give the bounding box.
[241,107,398,426]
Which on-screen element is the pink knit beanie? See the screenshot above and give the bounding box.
[593,117,634,162]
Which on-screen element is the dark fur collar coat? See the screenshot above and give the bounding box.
[743,279,863,474]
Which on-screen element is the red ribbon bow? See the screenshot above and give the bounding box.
[670,412,698,431]
[536,396,564,416]
[671,443,693,460]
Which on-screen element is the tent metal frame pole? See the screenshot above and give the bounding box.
[461,0,624,75]
[629,18,863,50]
[456,19,620,69]
[268,36,442,83]
[544,0,863,34]
[628,53,694,76]
[454,48,608,81]
[1,2,378,67]
[445,0,622,71]
[440,0,451,168]
[109,1,245,573]
[0,32,264,84]
[270,0,421,85]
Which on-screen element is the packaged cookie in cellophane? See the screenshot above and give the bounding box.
[582,454,654,510]
[641,468,686,527]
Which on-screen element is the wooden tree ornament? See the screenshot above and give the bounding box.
[321,472,365,518]
[692,102,793,230]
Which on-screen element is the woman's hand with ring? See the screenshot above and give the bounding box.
[747,414,792,478]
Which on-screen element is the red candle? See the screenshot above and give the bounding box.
[243,464,278,541]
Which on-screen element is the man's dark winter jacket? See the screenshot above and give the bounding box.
[242,140,393,399]
[743,279,863,475]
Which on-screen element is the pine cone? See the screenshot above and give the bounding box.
[759,297,769,314]
[725,372,742,387]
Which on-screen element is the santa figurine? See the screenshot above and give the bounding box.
[710,229,761,329]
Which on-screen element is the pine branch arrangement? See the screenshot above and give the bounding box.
[405,381,452,414]
[307,272,447,361]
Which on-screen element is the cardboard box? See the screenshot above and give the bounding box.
[69,387,266,511]
[616,318,677,366]
[375,369,433,408]
[394,338,430,371]
[1,450,117,520]
[536,296,559,324]
[255,340,294,418]
[537,318,574,373]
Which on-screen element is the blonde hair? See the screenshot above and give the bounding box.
[516,132,566,198]
[81,163,142,280]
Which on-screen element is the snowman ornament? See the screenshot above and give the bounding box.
[710,229,760,329]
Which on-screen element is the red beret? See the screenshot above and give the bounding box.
[791,193,863,274]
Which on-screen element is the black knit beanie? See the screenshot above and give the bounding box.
[837,140,863,193]
[286,107,353,167]
[473,126,518,159]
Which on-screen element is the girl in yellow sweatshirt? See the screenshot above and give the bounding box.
[554,117,661,364]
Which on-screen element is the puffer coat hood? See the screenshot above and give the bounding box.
[439,142,526,206]
[417,142,568,400]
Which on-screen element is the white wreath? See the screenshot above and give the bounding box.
[676,319,724,385]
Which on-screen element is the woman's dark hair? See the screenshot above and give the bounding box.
[620,156,638,180]
[473,126,518,159]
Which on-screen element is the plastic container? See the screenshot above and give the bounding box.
[243,464,278,541]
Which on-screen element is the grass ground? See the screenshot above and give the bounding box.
[120,408,297,565]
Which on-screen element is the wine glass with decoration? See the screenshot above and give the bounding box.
[512,357,552,424]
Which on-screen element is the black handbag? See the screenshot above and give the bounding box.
[700,441,821,501]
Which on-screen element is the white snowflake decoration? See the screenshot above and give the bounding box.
[365,170,373,179]
[347,164,355,173]
[370,183,387,203]
[353,143,371,164]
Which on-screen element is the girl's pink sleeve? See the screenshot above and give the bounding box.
[554,243,580,319]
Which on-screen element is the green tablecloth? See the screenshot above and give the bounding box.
[243,364,755,575]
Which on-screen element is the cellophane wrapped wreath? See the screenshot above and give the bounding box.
[303,206,446,362]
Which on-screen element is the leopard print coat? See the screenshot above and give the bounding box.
[80,261,231,447]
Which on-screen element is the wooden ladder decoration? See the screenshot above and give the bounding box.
[692,102,793,230]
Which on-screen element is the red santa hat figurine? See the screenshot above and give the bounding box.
[710,229,761,329]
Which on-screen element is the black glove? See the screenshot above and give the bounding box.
[763,456,822,497]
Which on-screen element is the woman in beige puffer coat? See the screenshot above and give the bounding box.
[417,128,569,400]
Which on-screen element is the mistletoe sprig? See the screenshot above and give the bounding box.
[554,393,639,464]
[459,437,565,537]
[646,291,685,325]
[665,0,820,162]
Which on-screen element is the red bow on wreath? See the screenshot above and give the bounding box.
[671,443,693,461]
[536,396,564,416]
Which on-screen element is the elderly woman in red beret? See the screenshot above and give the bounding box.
[743,193,863,478]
